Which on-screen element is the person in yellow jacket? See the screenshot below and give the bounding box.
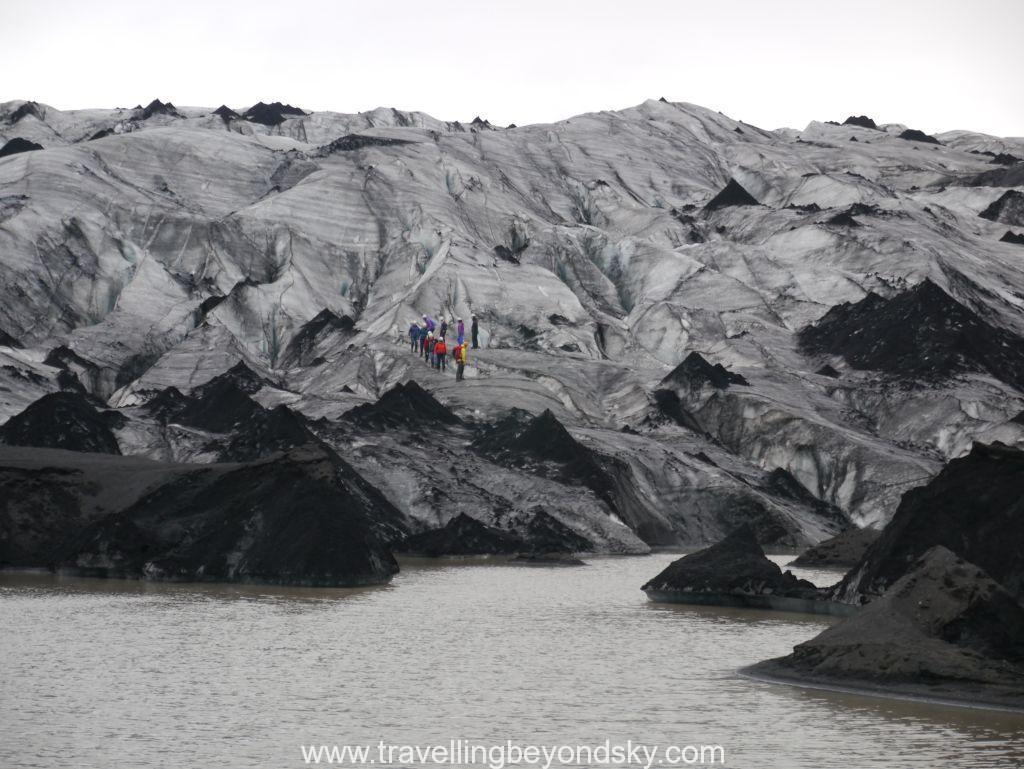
[454,341,468,381]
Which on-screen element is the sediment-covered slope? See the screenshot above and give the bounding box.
[798,280,1024,391]
[751,547,1024,710]
[834,442,1024,604]
[831,442,1024,606]
[2,97,1024,543]
[791,526,879,568]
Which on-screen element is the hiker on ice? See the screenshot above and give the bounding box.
[456,317,465,346]
[408,321,420,353]
[439,316,448,339]
[434,336,448,371]
[471,313,479,349]
[422,314,435,335]
[424,330,434,364]
[454,340,467,381]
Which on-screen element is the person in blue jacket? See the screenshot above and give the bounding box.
[408,321,420,352]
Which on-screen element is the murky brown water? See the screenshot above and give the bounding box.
[1,555,1022,768]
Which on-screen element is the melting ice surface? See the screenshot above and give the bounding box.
[1,555,1022,768]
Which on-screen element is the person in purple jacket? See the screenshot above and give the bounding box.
[456,317,465,345]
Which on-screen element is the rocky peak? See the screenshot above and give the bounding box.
[0,391,123,454]
[703,178,760,212]
[212,104,240,121]
[660,351,749,391]
[0,137,43,158]
[898,128,941,144]
[243,101,307,126]
[139,99,183,120]
[345,380,461,430]
[843,115,878,130]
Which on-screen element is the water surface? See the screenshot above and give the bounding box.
[1,555,1022,768]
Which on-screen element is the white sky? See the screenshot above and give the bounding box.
[2,0,1022,136]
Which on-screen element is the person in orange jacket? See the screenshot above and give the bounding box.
[434,336,448,371]
[454,340,467,381]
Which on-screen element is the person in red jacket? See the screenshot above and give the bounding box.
[434,336,447,371]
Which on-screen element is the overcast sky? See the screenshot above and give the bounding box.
[2,0,1021,136]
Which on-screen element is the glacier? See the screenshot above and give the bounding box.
[2,96,1023,551]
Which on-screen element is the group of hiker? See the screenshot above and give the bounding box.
[408,313,478,381]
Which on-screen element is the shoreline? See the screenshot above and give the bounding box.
[644,589,858,617]
[740,661,1024,714]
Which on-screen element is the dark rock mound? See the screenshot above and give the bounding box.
[752,547,1024,709]
[219,405,318,462]
[323,134,415,152]
[7,101,44,123]
[345,380,461,430]
[0,392,122,454]
[139,99,182,120]
[280,309,354,367]
[898,128,941,145]
[0,137,43,158]
[762,468,847,527]
[150,372,314,462]
[979,190,1024,227]
[0,328,22,348]
[56,369,86,393]
[991,153,1023,165]
[474,409,678,546]
[475,409,592,467]
[791,527,880,568]
[200,360,274,396]
[176,375,265,433]
[1002,231,1024,246]
[142,363,297,459]
[521,507,593,553]
[816,364,839,378]
[213,105,240,121]
[141,386,191,422]
[660,351,749,390]
[797,279,1024,391]
[87,128,113,141]
[55,446,402,586]
[243,102,307,126]
[398,513,525,556]
[835,442,1024,604]
[651,389,708,435]
[842,115,878,130]
[642,525,827,609]
[703,178,760,212]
